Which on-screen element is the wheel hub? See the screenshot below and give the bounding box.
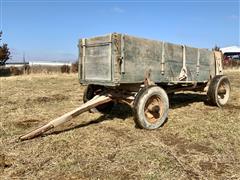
[144,96,163,124]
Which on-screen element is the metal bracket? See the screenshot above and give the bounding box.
[120,34,125,74]
[179,45,188,81]
[161,41,165,75]
[196,48,200,76]
[81,38,86,80]
[144,69,155,86]
[82,42,112,47]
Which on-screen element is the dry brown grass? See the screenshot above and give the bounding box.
[0,71,240,179]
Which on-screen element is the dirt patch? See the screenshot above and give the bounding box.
[0,154,12,171]
[161,135,187,154]
[199,161,229,176]
[224,104,240,110]
[188,143,214,155]
[27,94,68,104]
[14,119,40,129]
[36,96,52,103]
[161,135,214,155]
[161,135,187,146]
[5,100,17,105]
[51,94,68,101]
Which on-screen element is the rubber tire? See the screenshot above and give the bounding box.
[133,86,169,130]
[83,85,114,114]
[207,75,230,107]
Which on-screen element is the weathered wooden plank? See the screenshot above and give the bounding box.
[84,45,112,81]
[185,46,198,81]
[121,35,164,83]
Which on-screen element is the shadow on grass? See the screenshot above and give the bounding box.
[44,104,133,136]
[42,93,209,137]
[169,93,208,109]
[21,93,209,140]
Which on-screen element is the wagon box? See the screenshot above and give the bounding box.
[20,33,230,141]
[79,33,222,86]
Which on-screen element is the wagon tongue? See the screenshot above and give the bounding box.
[19,94,112,141]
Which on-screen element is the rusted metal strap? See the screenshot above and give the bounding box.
[78,40,82,80]
[82,42,112,47]
[197,48,200,75]
[144,69,155,86]
[161,42,165,75]
[120,34,125,74]
[82,38,86,80]
[179,45,188,81]
[182,45,186,69]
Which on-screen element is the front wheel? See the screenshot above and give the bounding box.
[133,86,169,130]
[207,75,230,107]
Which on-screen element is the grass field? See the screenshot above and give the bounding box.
[1,71,240,179]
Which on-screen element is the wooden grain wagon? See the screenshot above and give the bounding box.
[20,33,230,140]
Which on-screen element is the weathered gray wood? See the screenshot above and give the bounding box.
[79,33,217,86]
[82,35,112,82]
[19,95,112,141]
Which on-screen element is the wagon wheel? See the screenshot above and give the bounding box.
[83,84,114,113]
[207,75,230,107]
[133,86,169,129]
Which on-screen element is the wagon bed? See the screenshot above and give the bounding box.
[79,33,223,86]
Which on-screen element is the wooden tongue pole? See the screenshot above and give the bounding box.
[19,95,112,141]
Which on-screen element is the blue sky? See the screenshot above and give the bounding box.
[1,0,239,62]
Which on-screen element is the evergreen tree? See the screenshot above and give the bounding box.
[0,31,11,65]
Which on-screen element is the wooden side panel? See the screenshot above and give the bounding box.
[120,35,166,83]
[79,34,115,85]
[120,36,194,83]
[164,43,183,81]
[198,49,215,81]
[185,46,198,81]
[84,45,112,81]
[209,51,216,79]
[118,35,215,83]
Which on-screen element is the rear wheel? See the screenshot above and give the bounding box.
[83,84,114,113]
[207,75,230,107]
[133,86,169,129]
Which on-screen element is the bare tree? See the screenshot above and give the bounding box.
[71,60,78,73]
[213,45,220,51]
[0,31,11,66]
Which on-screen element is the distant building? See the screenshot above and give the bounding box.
[28,61,72,66]
[5,62,28,67]
[220,46,240,66]
[5,61,72,67]
[220,46,240,58]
